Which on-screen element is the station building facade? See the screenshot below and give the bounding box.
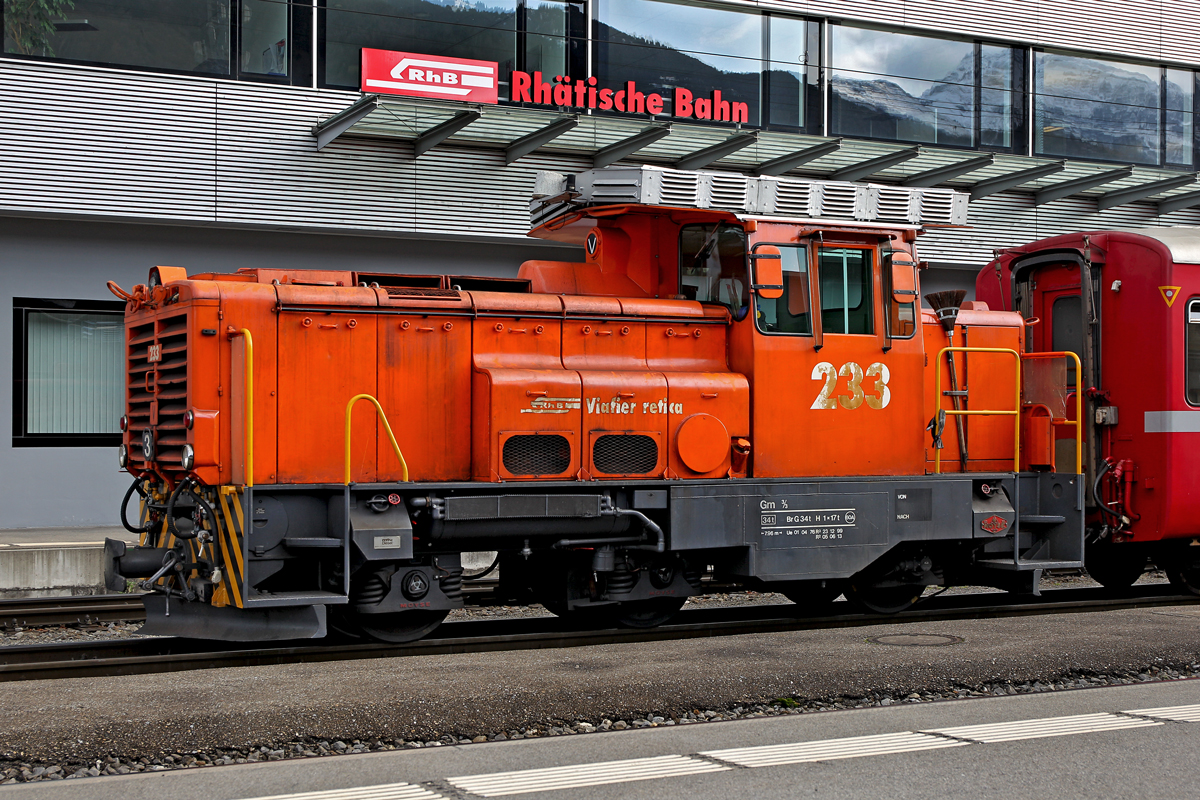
[2,0,1200,528]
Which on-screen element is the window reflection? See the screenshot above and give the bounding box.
[819,247,873,335]
[679,223,749,319]
[755,245,812,335]
[1167,69,1194,167]
[596,0,765,124]
[325,0,519,89]
[1034,52,1161,165]
[241,0,288,76]
[3,0,231,74]
[832,26,980,148]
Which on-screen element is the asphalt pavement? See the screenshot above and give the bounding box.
[2,678,1196,800]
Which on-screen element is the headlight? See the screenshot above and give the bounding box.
[118,445,128,468]
[181,444,195,470]
[183,410,194,429]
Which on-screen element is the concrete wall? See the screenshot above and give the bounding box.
[0,217,579,529]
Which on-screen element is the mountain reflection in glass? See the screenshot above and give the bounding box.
[1034,52,1161,165]
[595,0,765,124]
[832,27,978,148]
[325,0,520,88]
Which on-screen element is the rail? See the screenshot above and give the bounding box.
[1023,350,1084,475]
[344,394,409,484]
[934,347,1022,474]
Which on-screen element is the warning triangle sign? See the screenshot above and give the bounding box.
[1160,286,1182,307]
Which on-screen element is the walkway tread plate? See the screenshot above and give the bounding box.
[926,712,1162,743]
[449,754,728,796]
[702,731,967,767]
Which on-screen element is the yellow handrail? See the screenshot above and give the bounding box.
[228,328,254,488]
[934,347,1022,474]
[344,394,409,485]
[1022,350,1084,475]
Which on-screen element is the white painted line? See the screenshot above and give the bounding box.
[1123,703,1200,722]
[449,755,728,797]
[926,712,1162,743]
[240,783,442,800]
[701,731,967,768]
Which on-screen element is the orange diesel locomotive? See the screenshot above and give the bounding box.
[105,166,1086,641]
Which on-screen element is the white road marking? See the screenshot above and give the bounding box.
[448,754,728,797]
[701,731,967,767]
[242,783,442,800]
[1124,703,1200,722]
[925,712,1162,743]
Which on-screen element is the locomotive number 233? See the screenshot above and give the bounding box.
[810,362,891,410]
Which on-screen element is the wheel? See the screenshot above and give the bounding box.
[845,582,922,614]
[1166,567,1200,595]
[778,580,843,613]
[1085,543,1146,589]
[340,609,450,643]
[603,597,687,629]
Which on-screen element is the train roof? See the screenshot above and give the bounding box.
[1121,227,1200,264]
[998,227,1200,266]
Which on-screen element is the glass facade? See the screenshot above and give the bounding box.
[1033,51,1191,167]
[2,2,1199,167]
[594,0,818,129]
[831,26,1024,151]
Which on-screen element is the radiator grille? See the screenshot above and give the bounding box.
[125,311,189,475]
[592,434,658,475]
[502,434,571,476]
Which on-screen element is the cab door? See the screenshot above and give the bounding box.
[748,227,925,477]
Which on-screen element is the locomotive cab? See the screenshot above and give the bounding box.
[106,165,1087,642]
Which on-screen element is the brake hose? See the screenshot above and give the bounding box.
[120,476,156,534]
[165,478,200,540]
[1091,460,1122,526]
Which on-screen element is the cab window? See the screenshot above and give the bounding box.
[755,244,812,335]
[679,224,749,318]
[1188,299,1200,405]
[819,247,874,335]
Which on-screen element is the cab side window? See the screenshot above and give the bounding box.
[819,247,874,335]
[755,244,812,335]
[679,224,749,318]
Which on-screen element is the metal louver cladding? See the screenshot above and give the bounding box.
[592,434,659,475]
[530,166,970,228]
[126,311,189,475]
[502,434,572,476]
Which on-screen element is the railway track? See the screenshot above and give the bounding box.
[0,585,1195,682]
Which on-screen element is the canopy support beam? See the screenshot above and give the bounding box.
[593,125,673,168]
[505,117,579,164]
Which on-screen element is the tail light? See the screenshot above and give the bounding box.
[119,415,128,432]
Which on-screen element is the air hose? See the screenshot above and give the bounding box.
[1091,459,1122,527]
[120,476,156,534]
[165,477,216,540]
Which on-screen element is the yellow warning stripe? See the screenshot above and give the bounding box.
[217,489,245,608]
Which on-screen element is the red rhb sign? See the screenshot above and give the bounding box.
[361,48,499,104]
[980,515,1009,534]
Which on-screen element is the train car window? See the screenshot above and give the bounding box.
[1052,295,1082,383]
[679,224,749,319]
[818,247,874,335]
[754,244,812,335]
[1188,300,1200,405]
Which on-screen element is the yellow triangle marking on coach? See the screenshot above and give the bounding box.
[1160,285,1182,307]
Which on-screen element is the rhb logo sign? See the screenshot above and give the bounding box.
[361,48,498,104]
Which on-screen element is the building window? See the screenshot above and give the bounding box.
[12,298,124,447]
[321,0,581,92]
[1033,51,1195,167]
[2,0,312,83]
[831,25,1025,152]
[595,0,819,131]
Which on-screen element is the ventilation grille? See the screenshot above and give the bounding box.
[592,434,658,475]
[503,434,571,476]
[126,311,189,475]
[384,287,461,298]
